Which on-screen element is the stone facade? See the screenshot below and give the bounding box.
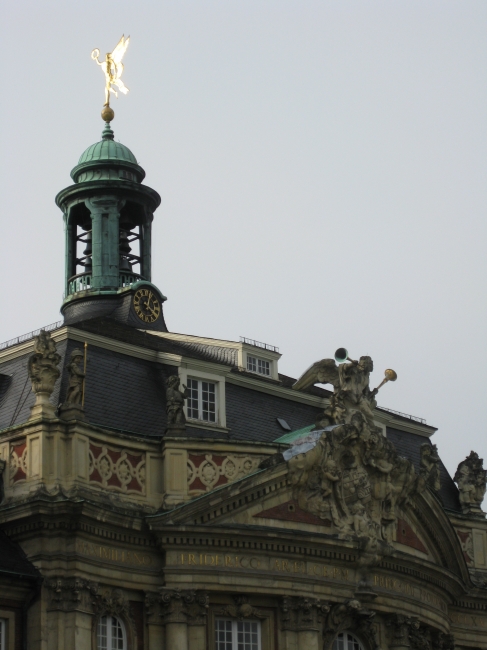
[0,326,486,649]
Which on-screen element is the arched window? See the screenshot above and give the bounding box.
[96,615,127,650]
[332,632,365,650]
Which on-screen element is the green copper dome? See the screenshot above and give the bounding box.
[78,124,137,165]
[70,123,145,184]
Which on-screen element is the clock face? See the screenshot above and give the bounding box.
[133,288,161,323]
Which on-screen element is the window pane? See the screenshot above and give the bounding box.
[97,616,108,650]
[111,616,125,650]
[257,359,270,376]
[201,381,216,422]
[187,378,199,419]
[237,621,260,650]
[332,632,363,650]
[247,356,257,372]
[215,619,233,650]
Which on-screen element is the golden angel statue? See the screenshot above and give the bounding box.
[91,35,130,106]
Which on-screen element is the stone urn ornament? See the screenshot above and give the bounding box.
[28,330,61,418]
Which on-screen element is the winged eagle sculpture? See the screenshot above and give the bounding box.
[292,353,396,428]
[92,35,130,106]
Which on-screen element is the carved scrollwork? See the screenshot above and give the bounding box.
[89,442,146,494]
[323,600,378,650]
[280,596,330,633]
[215,595,266,622]
[187,453,264,493]
[385,615,453,650]
[47,577,98,612]
[159,589,209,626]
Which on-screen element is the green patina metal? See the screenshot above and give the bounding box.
[274,424,315,444]
[55,122,162,305]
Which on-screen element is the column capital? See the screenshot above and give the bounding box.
[159,589,209,626]
[280,596,330,632]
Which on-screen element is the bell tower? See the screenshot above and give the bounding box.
[56,117,168,331]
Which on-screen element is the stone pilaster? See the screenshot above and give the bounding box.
[280,596,329,650]
[160,588,209,650]
[46,579,99,650]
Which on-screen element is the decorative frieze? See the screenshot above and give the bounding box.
[89,442,145,493]
[187,453,263,493]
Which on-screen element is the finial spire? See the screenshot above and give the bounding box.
[102,122,115,140]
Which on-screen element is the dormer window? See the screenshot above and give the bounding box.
[187,378,217,422]
[247,355,271,376]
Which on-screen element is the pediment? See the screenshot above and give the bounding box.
[151,442,470,582]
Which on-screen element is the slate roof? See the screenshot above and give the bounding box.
[0,530,41,580]
[387,427,462,512]
[0,317,462,512]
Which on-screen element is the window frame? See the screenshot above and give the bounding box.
[0,612,14,650]
[96,614,127,650]
[246,355,271,377]
[178,368,227,429]
[187,377,217,423]
[332,631,365,650]
[215,618,262,650]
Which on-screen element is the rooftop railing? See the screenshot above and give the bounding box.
[240,336,279,353]
[0,321,63,352]
[379,406,426,425]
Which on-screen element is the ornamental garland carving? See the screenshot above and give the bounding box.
[89,442,145,494]
[215,595,267,622]
[187,453,264,493]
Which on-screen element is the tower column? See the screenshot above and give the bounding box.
[140,218,152,281]
[86,196,125,290]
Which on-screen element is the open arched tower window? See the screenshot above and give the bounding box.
[96,614,127,650]
[332,631,365,650]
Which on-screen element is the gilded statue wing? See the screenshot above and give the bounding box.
[292,359,340,392]
[111,35,130,64]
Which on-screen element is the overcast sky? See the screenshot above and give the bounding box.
[1,1,486,480]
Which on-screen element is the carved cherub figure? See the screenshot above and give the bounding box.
[166,375,189,427]
[65,349,85,405]
[454,451,486,513]
[27,330,61,399]
[420,443,441,492]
